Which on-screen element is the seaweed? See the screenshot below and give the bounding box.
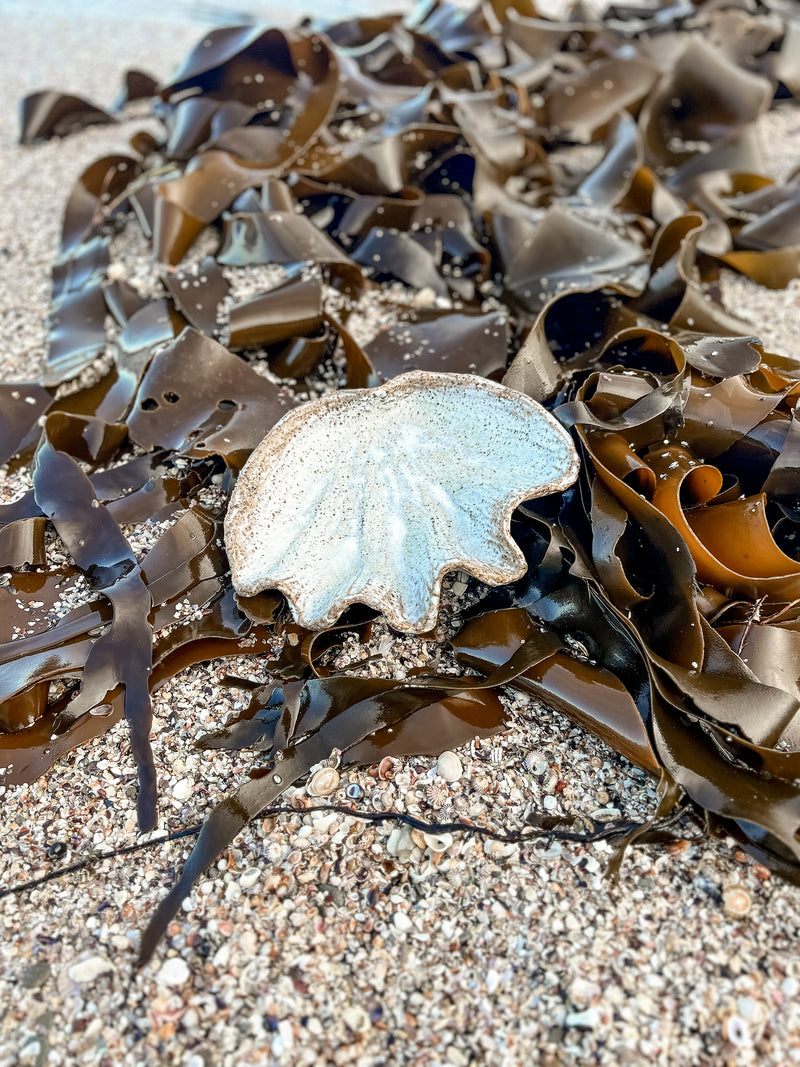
[3,0,800,963]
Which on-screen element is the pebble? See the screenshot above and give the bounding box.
[66,955,114,985]
[277,1018,294,1051]
[393,911,413,933]
[782,976,799,998]
[157,957,191,988]
[21,961,50,989]
[436,751,462,782]
[737,995,765,1024]
[411,286,437,307]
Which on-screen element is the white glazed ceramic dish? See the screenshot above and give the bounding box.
[225,370,580,632]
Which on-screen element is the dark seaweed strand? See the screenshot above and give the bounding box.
[0,800,702,902]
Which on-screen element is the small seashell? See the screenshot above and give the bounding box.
[723,1014,750,1047]
[426,781,449,808]
[240,867,261,889]
[422,831,453,853]
[523,750,548,775]
[411,829,426,849]
[471,774,492,795]
[436,751,462,782]
[371,789,388,811]
[394,770,412,790]
[265,841,284,864]
[307,767,340,797]
[345,783,363,800]
[342,1006,370,1033]
[589,807,621,822]
[722,885,752,917]
[666,839,690,854]
[379,756,400,780]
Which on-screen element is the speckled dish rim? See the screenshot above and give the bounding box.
[225,369,581,633]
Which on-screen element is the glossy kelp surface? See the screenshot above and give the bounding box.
[6,0,800,960]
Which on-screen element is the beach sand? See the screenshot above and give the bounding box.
[2,4,800,1065]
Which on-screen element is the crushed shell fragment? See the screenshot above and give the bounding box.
[422,831,453,852]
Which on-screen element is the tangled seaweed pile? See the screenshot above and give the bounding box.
[4,0,800,960]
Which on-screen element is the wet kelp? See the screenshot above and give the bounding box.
[6,0,800,960]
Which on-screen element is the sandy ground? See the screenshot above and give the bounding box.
[2,4,800,1066]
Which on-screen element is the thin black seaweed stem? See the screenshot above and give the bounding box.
[0,799,704,902]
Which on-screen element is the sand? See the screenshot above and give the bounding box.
[2,4,800,1066]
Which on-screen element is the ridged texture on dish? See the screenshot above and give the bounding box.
[225,370,579,631]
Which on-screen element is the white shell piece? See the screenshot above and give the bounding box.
[225,370,579,632]
[436,750,463,783]
[307,767,340,797]
[422,831,454,853]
